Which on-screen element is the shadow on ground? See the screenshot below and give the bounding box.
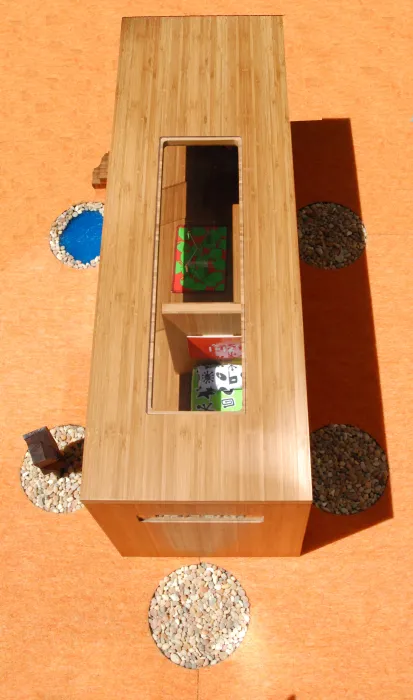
[291,119,393,554]
[61,438,84,473]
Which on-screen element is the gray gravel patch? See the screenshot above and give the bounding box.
[20,425,85,513]
[298,202,367,269]
[311,424,389,515]
[149,562,250,669]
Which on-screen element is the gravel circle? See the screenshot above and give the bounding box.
[298,202,367,269]
[49,201,104,269]
[311,424,389,515]
[20,425,85,513]
[149,562,250,669]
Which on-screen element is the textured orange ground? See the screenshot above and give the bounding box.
[1,2,413,699]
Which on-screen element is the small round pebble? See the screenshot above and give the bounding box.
[20,425,85,513]
[49,202,103,269]
[311,424,389,515]
[149,563,250,668]
[298,202,367,269]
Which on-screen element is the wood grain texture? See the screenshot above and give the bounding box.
[2,1,413,696]
[92,152,109,188]
[157,137,240,305]
[160,302,242,377]
[162,301,242,332]
[232,203,241,303]
[152,147,187,410]
[152,143,241,409]
[160,182,187,225]
[151,220,184,411]
[85,502,311,557]
[82,16,312,550]
[162,144,186,189]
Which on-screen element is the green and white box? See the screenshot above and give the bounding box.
[191,363,243,412]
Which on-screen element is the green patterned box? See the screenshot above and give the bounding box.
[172,226,227,292]
[191,363,243,412]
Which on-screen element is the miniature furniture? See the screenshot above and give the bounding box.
[82,15,312,556]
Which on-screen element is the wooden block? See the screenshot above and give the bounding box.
[23,427,62,470]
[92,152,109,188]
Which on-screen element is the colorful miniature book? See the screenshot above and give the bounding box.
[187,335,242,361]
[191,363,243,412]
[172,226,227,292]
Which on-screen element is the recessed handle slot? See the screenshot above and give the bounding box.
[137,514,264,523]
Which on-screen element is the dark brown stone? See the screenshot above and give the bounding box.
[23,426,62,471]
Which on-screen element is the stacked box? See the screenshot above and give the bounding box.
[191,363,243,412]
[172,226,227,292]
[187,335,242,361]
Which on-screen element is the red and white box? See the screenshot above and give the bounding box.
[187,335,242,361]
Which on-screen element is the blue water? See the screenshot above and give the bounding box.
[59,210,103,263]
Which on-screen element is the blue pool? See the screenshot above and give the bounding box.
[59,210,103,263]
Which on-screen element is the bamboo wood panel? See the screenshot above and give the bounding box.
[92,152,109,188]
[151,219,184,411]
[161,302,242,376]
[82,17,312,521]
[85,502,311,557]
[232,203,241,303]
[160,182,187,225]
[151,146,187,410]
[151,156,242,410]
[159,137,240,305]
[162,302,242,334]
[162,144,186,188]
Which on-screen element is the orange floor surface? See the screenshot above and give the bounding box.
[1,2,413,699]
